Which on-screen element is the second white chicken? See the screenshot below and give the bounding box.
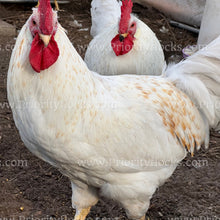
[85,0,165,76]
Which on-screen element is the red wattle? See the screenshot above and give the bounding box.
[111,34,134,56]
[29,33,59,73]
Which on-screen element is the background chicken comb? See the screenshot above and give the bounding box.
[119,0,133,33]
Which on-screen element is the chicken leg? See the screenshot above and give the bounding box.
[35,0,39,7]
[74,207,91,220]
[140,216,150,220]
[36,0,59,10]
[54,0,59,11]
[71,183,98,220]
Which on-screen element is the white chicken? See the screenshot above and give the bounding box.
[7,0,220,220]
[85,0,165,76]
[198,0,220,46]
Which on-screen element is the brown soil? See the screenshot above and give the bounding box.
[0,1,219,220]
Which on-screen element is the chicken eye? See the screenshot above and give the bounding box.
[131,23,135,28]
[33,20,36,25]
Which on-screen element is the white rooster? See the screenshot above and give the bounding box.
[85,0,165,76]
[7,0,220,220]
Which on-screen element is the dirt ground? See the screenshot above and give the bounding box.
[0,1,220,220]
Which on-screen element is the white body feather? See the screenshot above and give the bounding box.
[7,18,220,218]
[90,0,121,37]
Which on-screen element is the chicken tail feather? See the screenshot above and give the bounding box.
[166,36,220,131]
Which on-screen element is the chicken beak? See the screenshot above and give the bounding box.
[119,33,128,42]
[121,33,128,38]
[39,34,51,47]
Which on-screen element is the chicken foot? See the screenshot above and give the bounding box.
[74,207,91,220]
[54,0,60,11]
[35,0,39,7]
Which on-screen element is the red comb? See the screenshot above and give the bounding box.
[38,0,53,35]
[119,0,133,34]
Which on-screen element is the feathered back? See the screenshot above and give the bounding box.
[119,0,133,33]
[90,0,121,37]
[166,36,220,131]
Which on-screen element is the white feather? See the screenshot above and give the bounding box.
[90,0,121,37]
[166,35,220,131]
